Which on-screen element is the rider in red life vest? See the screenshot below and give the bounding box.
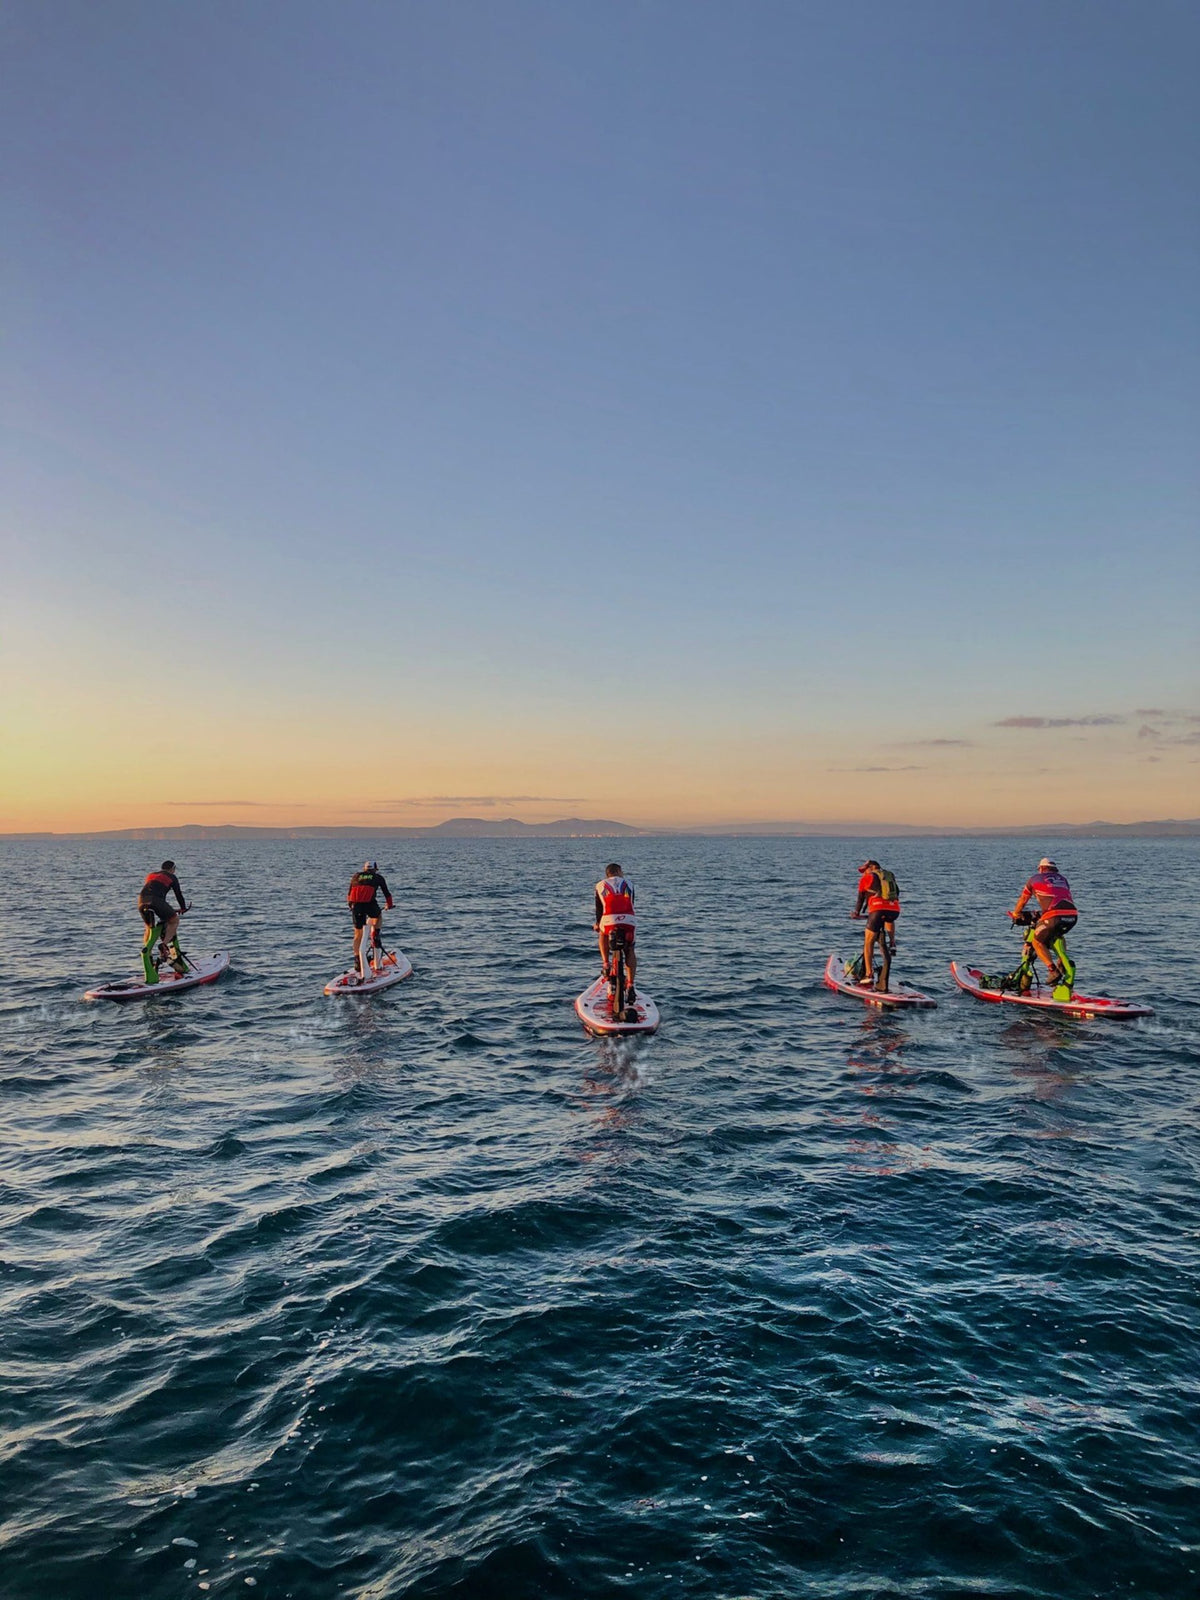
[850,858,900,992]
[1010,857,1077,983]
[136,860,189,981]
[346,860,394,981]
[594,863,637,1000]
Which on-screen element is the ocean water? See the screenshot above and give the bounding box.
[1,835,1198,1600]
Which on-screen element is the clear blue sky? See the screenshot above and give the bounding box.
[3,1,1197,828]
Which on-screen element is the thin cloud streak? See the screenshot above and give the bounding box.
[377,795,582,809]
[996,715,1124,729]
[163,800,282,808]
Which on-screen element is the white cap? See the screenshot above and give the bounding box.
[1038,857,1056,871]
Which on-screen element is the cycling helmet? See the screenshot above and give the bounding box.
[364,860,377,871]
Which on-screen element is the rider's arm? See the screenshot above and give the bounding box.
[169,875,187,911]
[594,891,603,926]
[376,874,394,910]
[1012,884,1032,918]
[853,873,874,917]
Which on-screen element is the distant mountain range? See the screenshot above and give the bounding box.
[3,816,1199,840]
[0,816,643,841]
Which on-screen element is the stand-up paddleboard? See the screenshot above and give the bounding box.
[325,951,413,996]
[84,952,230,1003]
[950,962,1152,1020]
[575,975,660,1037]
[824,952,936,1009]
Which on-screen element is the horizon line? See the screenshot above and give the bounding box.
[2,813,1198,841]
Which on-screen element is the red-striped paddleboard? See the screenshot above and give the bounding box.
[950,961,1152,1019]
[823,952,937,1009]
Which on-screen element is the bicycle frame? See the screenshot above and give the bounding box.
[140,917,187,983]
[1011,914,1075,999]
[607,928,632,1020]
[355,916,402,982]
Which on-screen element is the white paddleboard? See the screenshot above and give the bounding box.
[325,951,413,995]
[950,961,1152,1019]
[823,952,937,1009]
[84,951,230,1003]
[574,974,660,1036]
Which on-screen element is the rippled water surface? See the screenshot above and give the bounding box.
[1,836,1198,1599]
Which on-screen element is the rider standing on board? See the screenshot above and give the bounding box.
[1010,857,1077,984]
[137,860,189,981]
[347,861,393,981]
[851,858,900,992]
[594,863,636,1000]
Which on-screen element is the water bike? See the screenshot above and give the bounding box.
[951,912,1152,1019]
[325,923,413,995]
[575,928,659,1036]
[84,915,230,1003]
[823,952,936,1009]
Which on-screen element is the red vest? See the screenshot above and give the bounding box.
[860,869,900,914]
[596,877,635,929]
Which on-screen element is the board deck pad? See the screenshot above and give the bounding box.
[950,961,1152,1019]
[574,974,660,1036]
[823,952,937,1009]
[325,951,413,995]
[84,951,230,1002]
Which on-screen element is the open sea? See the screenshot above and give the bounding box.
[1,835,1198,1600]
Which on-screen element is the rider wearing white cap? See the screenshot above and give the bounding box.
[1011,858,1077,984]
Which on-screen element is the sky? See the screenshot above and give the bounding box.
[2,0,1197,832]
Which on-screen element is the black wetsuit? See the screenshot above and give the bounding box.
[138,871,186,928]
[348,870,392,930]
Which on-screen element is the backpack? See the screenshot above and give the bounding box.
[878,866,900,903]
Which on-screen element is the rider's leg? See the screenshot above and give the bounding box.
[877,918,893,991]
[599,929,611,979]
[160,910,185,970]
[1030,931,1058,976]
[367,917,382,970]
[863,924,877,983]
[352,923,366,977]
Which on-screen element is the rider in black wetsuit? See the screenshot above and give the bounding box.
[137,861,189,981]
[346,861,394,980]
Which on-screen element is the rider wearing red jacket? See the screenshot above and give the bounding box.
[851,859,900,992]
[347,861,394,980]
[1011,858,1077,983]
[137,860,189,980]
[594,864,637,1000]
